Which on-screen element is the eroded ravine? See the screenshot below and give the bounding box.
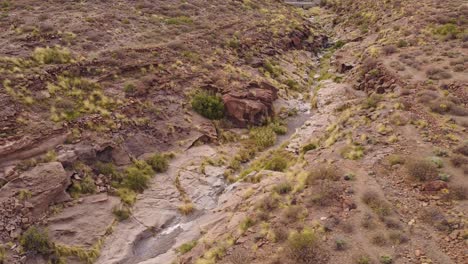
[96,60,323,264]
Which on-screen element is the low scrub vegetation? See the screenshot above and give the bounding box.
[362,191,392,218]
[249,126,277,150]
[286,228,325,264]
[405,158,438,181]
[191,91,224,120]
[20,226,52,254]
[121,160,154,192]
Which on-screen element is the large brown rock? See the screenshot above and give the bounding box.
[0,162,70,216]
[223,81,278,127]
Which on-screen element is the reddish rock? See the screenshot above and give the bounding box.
[422,180,448,192]
[223,81,278,127]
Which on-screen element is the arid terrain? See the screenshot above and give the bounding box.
[0,0,466,263]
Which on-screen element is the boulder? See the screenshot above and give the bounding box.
[0,162,70,216]
[48,194,119,247]
[223,81,278,127]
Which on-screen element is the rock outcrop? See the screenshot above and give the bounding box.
[223,81,278,127]
[0,162,69,216]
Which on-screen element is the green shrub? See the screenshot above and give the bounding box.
[166,16,193,25]
[177,240,197,254]
[239,217,255,233]
[264,154,288,172]
[191,91,224,120]
[116,188,137,205]
[113,206,130,221]
[32,46,72,64]
[20,226,51,254]
[81,175,97,193]
[356,255,371,264]
[122,160,154,192]
[263,60,283,78]
[340,144,364,160]
[147,153,169,173]
[287,228,323,263]
[96,162,121,181]
[433,23,462,39]
[249,126,276,150]
[380,255,393,264]
[302,142,317,153]
[269,122,287,135]
[273,181,292,194]
[362,94,382,109]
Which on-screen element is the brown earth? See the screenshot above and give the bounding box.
[0,0,467,264]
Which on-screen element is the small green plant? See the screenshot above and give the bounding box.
[335,239,346,251]
[432,23,462,39]
[430,157,443,168]
[18,189,32,201]
[380,255,393,264]
[262,60,283,78]
[96,162,121,181]
[113,206,130,221]
[249,126,276,150]
[191,91,224,120]
[239,217,255,233]
[116,188,137,205]
[357,255,371,264]
[177,240,197,254]
[146,153,169,173]
[32,46,72,64]
[287,228,322,263]
[165,16,193,25]
[340,144,364,160]
[362,94,382,109]
[264,154,288,172]
[122,160,154,192]
[20,226,52,254]
[302,142,317,153]
[273,181,292,194]
[123,83,136,94]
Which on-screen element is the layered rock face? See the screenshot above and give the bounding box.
[223,81,278,127]
[0,162,69,240]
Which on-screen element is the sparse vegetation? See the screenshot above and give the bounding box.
[405,159,438,181]
[20,226,52,254]
[249,126,277,150]
[32,46,72,64]
[177,240,197,254]
[146,153,170,173]
[362,191,392,218]
[286,228,324,264]
[122,160,154,192]
[191,91,224,120]
[113,206,131,221]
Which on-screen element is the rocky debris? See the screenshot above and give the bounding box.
[354,66,404,94]
[223,81,278,127]
[48,193,119,247]
[422,180,448,192]
[287,26,328,52]
[0,197,34,240]
[0,162,70,217]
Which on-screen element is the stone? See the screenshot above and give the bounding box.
[223,81,278,127]
[0,162,70,217]
[422,180,448,192]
